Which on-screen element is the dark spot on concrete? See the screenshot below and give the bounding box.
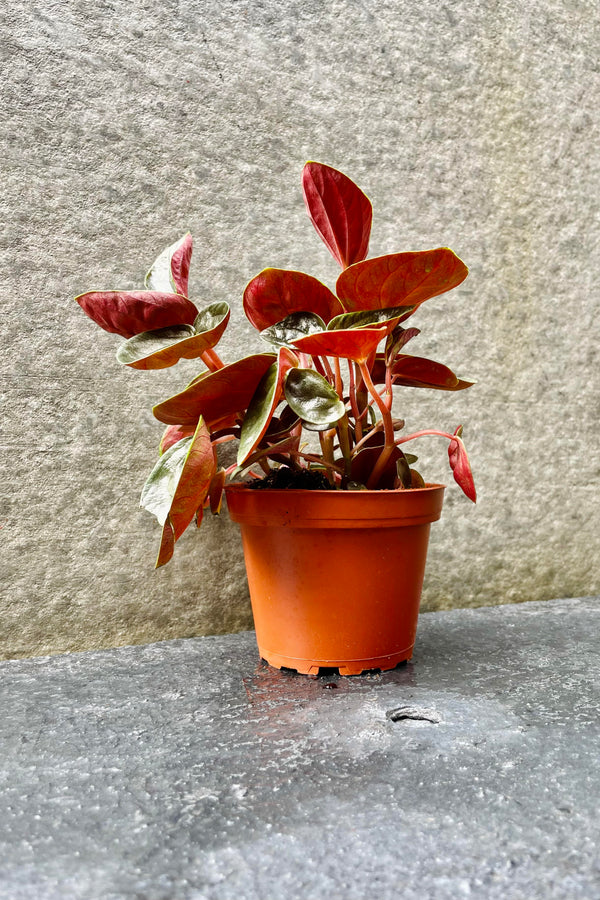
[386,706,441,724]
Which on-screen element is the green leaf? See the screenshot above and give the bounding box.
[116,302,230,370]
[260,311,326,349]
[116,325,197,369]
[193,301,230,335]
[141,437,193,526]
[284,368,346,425]
[301,419,340,432]
[327,305,415,332]
[237,349,298,465]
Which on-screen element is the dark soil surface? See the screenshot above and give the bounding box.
[247,466,333,491]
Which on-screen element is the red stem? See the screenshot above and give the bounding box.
[201,347,225,371]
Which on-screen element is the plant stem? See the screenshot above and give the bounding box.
[358,360,396,489]
[347,360,362,442]
[394,428,457,448]
[288,451,344,475]
[333,357,343,397]
[319,430,336,485]
[320,355,334,384]
[201,347,225,371]
[336,415,353,476]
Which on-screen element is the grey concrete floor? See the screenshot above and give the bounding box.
[1,597,599,899]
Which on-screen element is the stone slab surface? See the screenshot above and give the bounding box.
[1,597,599,899]
[2,0,600,657]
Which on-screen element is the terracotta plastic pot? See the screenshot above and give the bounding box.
[225,483,445,676]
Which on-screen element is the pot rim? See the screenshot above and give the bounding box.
[224,481,446,528]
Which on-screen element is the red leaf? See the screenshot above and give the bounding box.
[371,354,474,391]
[448,432,476,502]
[167,420,216,541]
[243,269,343,331]
[169,233,193,296]
[292,326,387,363]
[336,248,468,313]
[351,444,404,489]
[302,161,372,269]
[159,424,196,455]
[76,290,198,339]
[153,353,277,426]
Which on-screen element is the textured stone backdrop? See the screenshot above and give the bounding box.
[2,0,599,658]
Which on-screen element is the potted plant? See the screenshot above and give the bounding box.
[76,161,476,675]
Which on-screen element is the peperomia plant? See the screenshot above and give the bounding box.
[76,162,476,567]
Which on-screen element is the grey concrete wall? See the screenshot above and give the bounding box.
[2,0,599,659]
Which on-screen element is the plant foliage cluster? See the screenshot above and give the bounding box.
[76,162,476,566]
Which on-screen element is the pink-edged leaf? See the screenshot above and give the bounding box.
[243,269,343,331]
[153,353,277,427]
[237,348,299,465]
[292,326,387,363]
[384,326,421,365]
[336,248,469,313]
[116,303,230,370]
[145,233,193,297]
[448,430,476,502]
[75,290,198,339]
[327,305,415,333]
[302,161,372,269]
[141,417,217,567]
[159,423,196,455]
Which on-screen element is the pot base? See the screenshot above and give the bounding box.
[259,645,413,676]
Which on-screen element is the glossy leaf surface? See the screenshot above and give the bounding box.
[292,326,387,363]
[302,161,372,269]
[448,431,477,502]
[284,368,346,425]
[260,311,326,349]
[75,290,198,339]
[243,269,342,331]
[145,233,193,297]
[153,353,276,426]
[115,302,230,370]
[327,305,415,335]
[237,349,299,465]
[193,301,230,339]
[336,248,468,312]
[140,417,216,566]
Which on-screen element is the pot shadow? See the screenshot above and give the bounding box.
[242,657,418,711]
